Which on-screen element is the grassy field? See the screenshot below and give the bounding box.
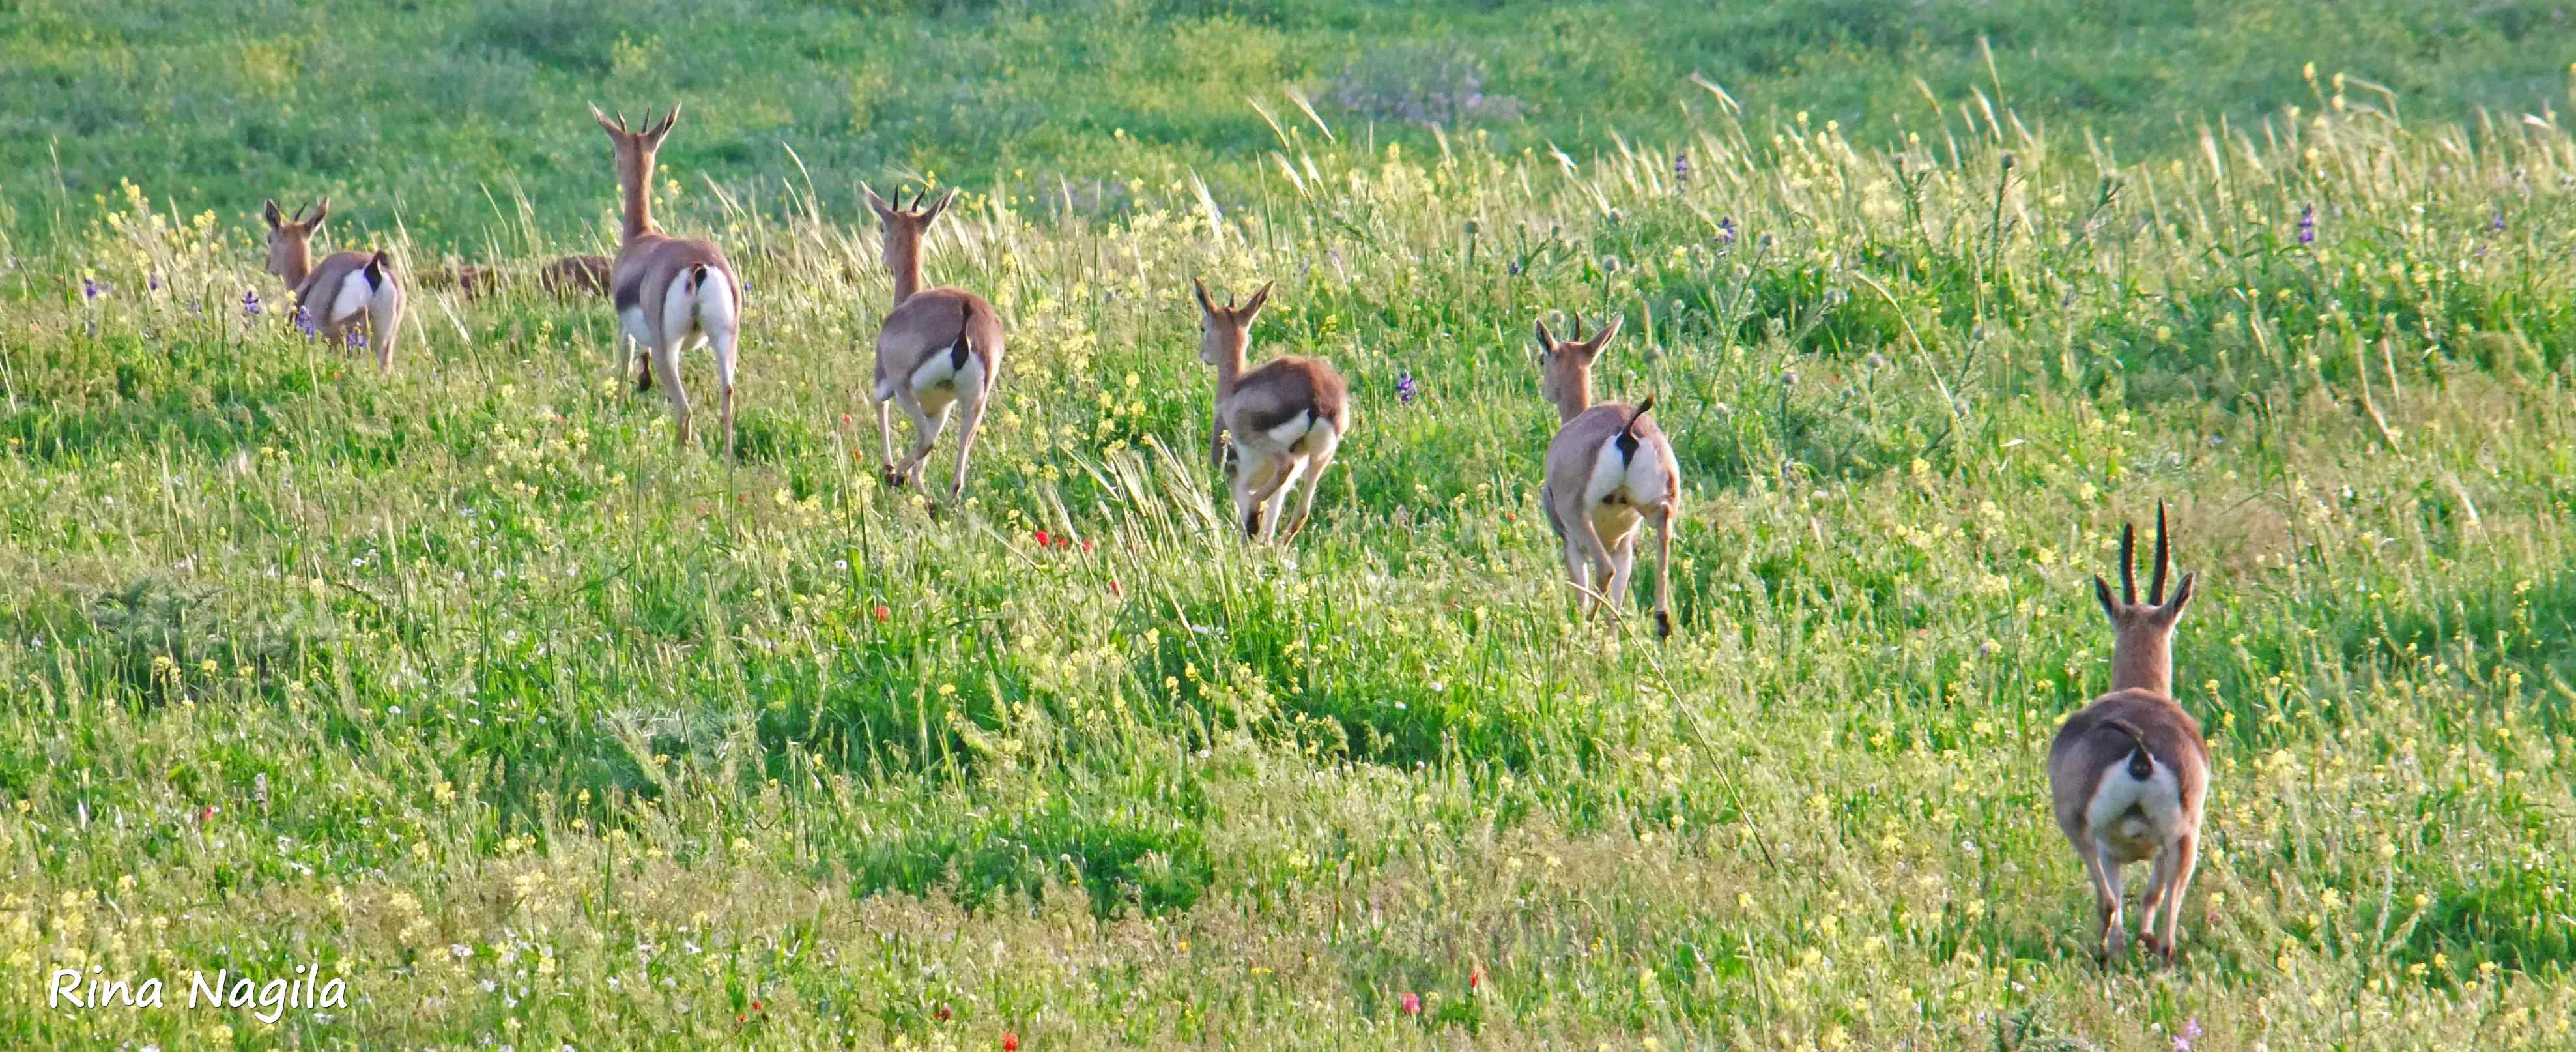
[7,3,2576,1050]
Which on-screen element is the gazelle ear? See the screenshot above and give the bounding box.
[1192,277,1218,317]
[1533,317,1557,357]
[646,102,682,145]
[2093,575,2120,622]
[922,188,959,224]
[1240,280,1274,319]
[2158,572,2197,624]
[304,197,330,231]
[263,200,283,229]
[1586,313,1624,354]
[589,102,625,137]
[863,185,894,220]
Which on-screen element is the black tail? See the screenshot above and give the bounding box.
[2104,717,2157,780]
[950,300,975,371]
[689,262,709,289]
[1614,394,1655,460]
[363,251,390,289]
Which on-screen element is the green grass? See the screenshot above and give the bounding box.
[7,3,2576,1049]
[3,0,2571,250]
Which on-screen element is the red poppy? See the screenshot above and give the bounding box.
[872,605,891,623]
[1401,991,1422,1016]
[199,804,216,824]
[751,1001,763,1012]
[1108,579,1122,596]
[1081,539,1095,553]
[1002,1032,1019,1051]
[934,1003,952,1022]
[1035,529,1051,547]
[1470,963,1485,991]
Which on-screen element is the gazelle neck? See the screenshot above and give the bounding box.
[1554,372,1594,424]
[2110,630,2174,697]
[887,233,924,306]
[618,154,658,244]
[276,242,312,289]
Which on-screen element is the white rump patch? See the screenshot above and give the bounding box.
[1583,433,1669,509]
[618,306,650,354]
[328,270,373,325]
[2085,758,2184,862]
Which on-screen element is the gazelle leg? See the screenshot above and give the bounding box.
[369,285,404,373]
[2136,843,2177,959]
[2083,840,2127,961]
[892,396,951,487]
[709,323,739,461]
[1650,501,1678,637]
[1255,459,1302,543]
[1605,529,1639,613]
[1235,456,1284,539]
[1280,450,1336,543]
[946,388,988,503]
[2154,834,2199,962]
[648,340,690,450]
[1561,534,1595,617]
[1567,513,1619,620]
[876,400,900,484]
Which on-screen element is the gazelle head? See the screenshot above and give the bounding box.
[1533,312,1622,416]
[1192,278,1273,368]
[2092,502,2197,696]
[864,186,956,256]
[590,103,680,197]
[261,197,328,282]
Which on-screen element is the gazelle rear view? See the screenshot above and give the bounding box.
[591,103,744,458]
[2046,503,2211,963]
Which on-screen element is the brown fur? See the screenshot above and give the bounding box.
[865,186,1005,501]
[593,102,744,458]
[262,197,406,372]
[2044,504,2209,963]
[1534,313,1678,637]
[1195,279,1350,544]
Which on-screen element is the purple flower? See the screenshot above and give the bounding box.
[1395,371,1418,405]
[242,289,263,316]
[2491,211,2506,235]
[1717,216,1737,244]
[345,329,366,349]
[149,272,162,292]
[2297,205,2316,246]
[1673,152,1692,183]
[294,306,317,338]
[2183,1019,2201,1039]
[82,276,104,300]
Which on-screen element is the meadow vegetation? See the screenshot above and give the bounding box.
[4,3,2576,1049]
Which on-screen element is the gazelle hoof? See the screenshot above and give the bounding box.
[1654,610,1673,639]
[883,468,908,488]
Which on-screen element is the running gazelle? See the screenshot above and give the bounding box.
[261,197,406,372]
[1193,279,1349,544]
[1534,312,1678,637]
[866,186,1006,502]
[2047,503,2210,963]
[591,102,744,458]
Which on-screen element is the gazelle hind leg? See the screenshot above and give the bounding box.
[1562,534,1596,617]
[2154,834,2199,961]
[946,387,989,503]
[2083,840,2127,960]
[649,340,691,450]
[892,396,951,487]
[1604,530,1639,614]
[1235,456,1285,539]
[2136,845,2177,958]
[1650,501,1678,637]
[1256,459,1302,543]
[876,400,900,484]
[1280,450,1336,543]
[709,322,739,460]
[1566,514,1619,621]
[368,285,404,373]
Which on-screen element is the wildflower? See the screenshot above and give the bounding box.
[2491,211,2506,235]
[934,1003,952,1022]
[1035,529,1052,548]
[1081,538,1095,553]
[242,289,263,316]
[2297,205,2316,246]
[346,329,366,349]
[1395,371,1418,405]
[1673,152,1691,184]
[1001,1032,1018,1051]
[83,276,104,300]
[296,307,317,339]
[871,605,891,623]
[1717,216,1738,244]
[1400,991,1422,1016]
[149,272,162,291]
[198,804,216,824]
[1470,963,1485,993]
[1109,579,1123,596]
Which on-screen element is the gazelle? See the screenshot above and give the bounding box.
[1193,279,1349,543]
[423,255,610,301]
[1534,313,1678,637]
[2047,503,2210,963]
[591,103,743,457]
[262,198,405,372]
[865,186,1005,501]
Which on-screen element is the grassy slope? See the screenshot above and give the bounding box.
[5,3,2576,1051]
[1,0,2568,250]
